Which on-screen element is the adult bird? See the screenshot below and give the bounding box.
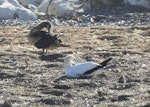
[64,55,112,78]
[28,21,62,54]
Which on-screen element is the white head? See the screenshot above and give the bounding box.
[64,55,78,68]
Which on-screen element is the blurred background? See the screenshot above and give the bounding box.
[0,0,150,27]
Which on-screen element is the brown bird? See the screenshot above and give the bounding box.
[30,21,51,34]
[28,21,62,54]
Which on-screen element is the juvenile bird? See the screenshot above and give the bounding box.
[28,21,62,54]
[64,55,112,78]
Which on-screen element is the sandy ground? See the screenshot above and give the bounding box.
[0,25,150,107]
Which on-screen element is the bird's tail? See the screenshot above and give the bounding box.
[83,58,113,75]
[100,58,112,67]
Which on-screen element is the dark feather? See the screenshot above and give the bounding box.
[33,31,61,49]
[28,22,63,54]
[83,58,112,75]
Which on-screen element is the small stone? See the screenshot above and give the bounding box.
[118,75,126,83]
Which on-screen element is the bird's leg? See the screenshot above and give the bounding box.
[45,49,47,54]
[43,49,44,54]
[42,49,47,54]
[41,49,45,55]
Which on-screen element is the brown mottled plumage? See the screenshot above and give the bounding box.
[28,21,62,54]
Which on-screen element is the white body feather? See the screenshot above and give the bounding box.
[65,62,100,78]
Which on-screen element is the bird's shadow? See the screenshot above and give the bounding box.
[54,75,93,82]
[39,53,64,61]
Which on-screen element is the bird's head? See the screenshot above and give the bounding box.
[42,21,51,34]
[64,55,78,68]
[37,21,51,34]
[45,22,51,35]
[30,21,51,35]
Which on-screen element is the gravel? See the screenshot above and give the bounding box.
[0,4,150,27]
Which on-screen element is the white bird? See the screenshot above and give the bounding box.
[64,55,112,78]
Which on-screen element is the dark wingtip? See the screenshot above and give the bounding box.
[100,58,113,67]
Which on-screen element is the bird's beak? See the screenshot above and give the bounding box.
[73,57,79,64]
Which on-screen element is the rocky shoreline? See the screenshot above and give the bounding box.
[0,4,150,27]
